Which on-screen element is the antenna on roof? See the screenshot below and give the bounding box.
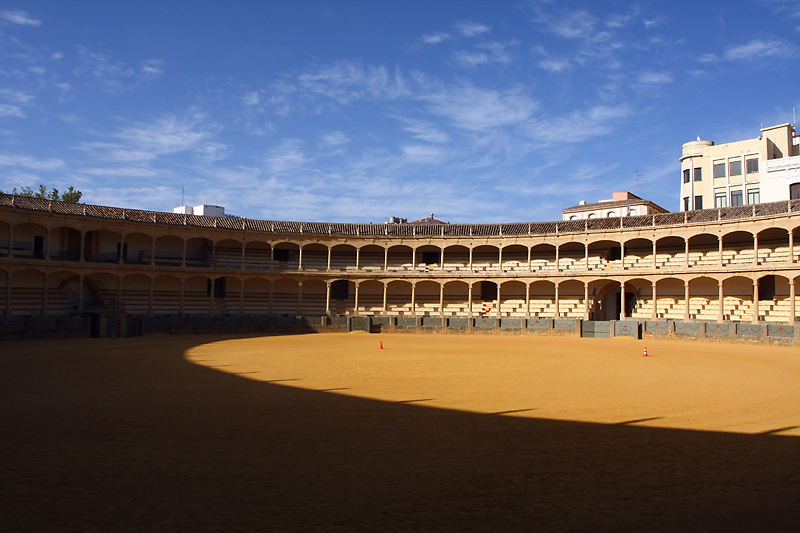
[181,183,185,206]
[634,168,644,196]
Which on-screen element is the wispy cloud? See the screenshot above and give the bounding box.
[298,60,409,104]
[420,32,450,44]
[398,118,450,143]
[114,115,214,156]
[0,154,64,170]
[524,104,632,143]
[0,9,41,26]
[266,139,307,174]
[724,39,789,60]
[321,131,350,147]
[455,21,490,37]
[454,41,513,67]
[636,71,672,85]
[0,104,25,118]
[423,85,538,131]
[74,46,163,91]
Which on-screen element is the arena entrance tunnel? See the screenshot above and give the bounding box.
[2,333,799,532]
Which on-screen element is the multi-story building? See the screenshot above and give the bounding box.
[562,192,667,221]
[680,122,800,212]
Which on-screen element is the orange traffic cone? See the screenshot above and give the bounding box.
[643,347,648,357]
[380,341,383,350]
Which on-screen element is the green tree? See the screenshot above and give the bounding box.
[1,184,83,203]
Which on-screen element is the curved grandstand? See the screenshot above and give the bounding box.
[1,193,799,336]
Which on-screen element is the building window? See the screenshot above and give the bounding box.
[791,183,800,200]
[731,190,743,206]
[694,167,702,181]
[683,197,690,211]
[607,211,616,217]
[747,189,760,205]
[628,208,637,216]
[588,213,596,219]
[569,215,577,220]
[713,162,725,178]
[683,169,690,183]
[694,196,703,210]
[715,192,727,208]
[729,160,742,176]
[746,158,759,174]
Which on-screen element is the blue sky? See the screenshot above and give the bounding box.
[0,1,798,223]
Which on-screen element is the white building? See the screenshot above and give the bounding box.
[173,204,227,217]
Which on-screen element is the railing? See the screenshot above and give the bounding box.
[2,194,798,239]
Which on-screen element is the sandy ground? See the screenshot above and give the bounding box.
[2,332,799,532]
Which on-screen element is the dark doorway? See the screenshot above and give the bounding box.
[207,277,227,298]
[758,275,775,300]
[33,236,44,259]
[331,280,349,300]
[422,251,441,264]
[480,281,497,301]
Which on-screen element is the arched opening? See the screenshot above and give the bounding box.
[214,238,243,270]
[760,274,792,322]
[330,244,357,271]
[244,241,271,270]
[273,242,300,271]
[120,274,150,314]
[185,237,212,268]
[499,280,526,317]
[721,231,754,267]
[8,268,45,315]
[528,280,555,318]
[301,279,327,316]
[415,280,441,316]
[122,233,153,265]
[530,244,556,272]
[442,281,469,316]
[626,278,653,319]
[501,245,528,273]
[442,245,469,272]
[415,245,442,271]
[359,244,385,271]
[387,245,413,271]
[242,277,271,314]
[84,272,119,311]
[687,276,718,320]
[655,278,685,319]
[329,279,355,315]
[356,280,384,315]
[13,222,49,260]
[84,229,122,263]
[558,242,585,273]
[272,278,300,315]
[587,239,621,271]
[153,275,183,315]
[655,236,685,269]
[687,234,719,267]
[153,235,183,267]
[472,245,499,273]
[223,276,243,314]
[722,276,754,322]
[301,243,328,271]
[592,279,631,320]
[624,238,654,270]
[386,280,412,316]
[758,227,790,265]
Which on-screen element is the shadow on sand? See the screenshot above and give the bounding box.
[1,334,798,532]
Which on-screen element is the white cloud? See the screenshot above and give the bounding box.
[538,57,571,72]
[455,21,490,37]
[242,91,260,106]
[636,71,673,85]
[400,119,449,143]
[423,85,538,131]
[697,53,718,63]
[401,144,445,164]
[0,9,41,26]
[321,131,350,147]
[0,104,25,118]
[266,139,307,174]
[298,60,409,104]
[524,104,632,143]
[724,39,787,60]
[421,32,450,44]
[114,115,213,156]
[79,166,158,178]
[548,10,597,39]
[0,154,64,170]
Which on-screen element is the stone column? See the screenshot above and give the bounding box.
[150,239,156,267]
[718,280,724,322]
[325,282,331,316]
[554,283,559,318]
[790,278,796,323]
[469,247,473,271]
[584,244,589,270]
[4,271,11,317]
[182,240,187,268]
[498,247,503,273]
[412,248,417,270]
[355,247,360,270]
[620,281,626,319]
[270,246,274,272]
[718,238,724,267]
[684,281,690,320]
[583,282,589,320]
[240,242,245,270]
[297,281,303,315]
[268,280,274,316]
[652,240,657,270]
[79,231,85,263]
[753,234,759,266]
[118,234,125,264]
[752,278,759,323]
[652,282,658,320]
[353,282,359,315]
[684,239,690,269]
[528,246,532,272]
[439,283,444,319]
[555,245,560,272]
[411,283,416,317]
[526,283,531,319]
[298,246,304,271]
[327,246,332,271]
[468,283,473,320]
[620,242,625,270]
[789,231,795,264]
[384,247,388,271]
[45,228,51,260]
[382,283,388,315]
[496,283,501,319]
[239,279,244,315]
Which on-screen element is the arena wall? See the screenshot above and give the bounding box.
[1,194,799,342]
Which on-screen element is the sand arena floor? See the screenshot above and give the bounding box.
[2,332,800,531]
